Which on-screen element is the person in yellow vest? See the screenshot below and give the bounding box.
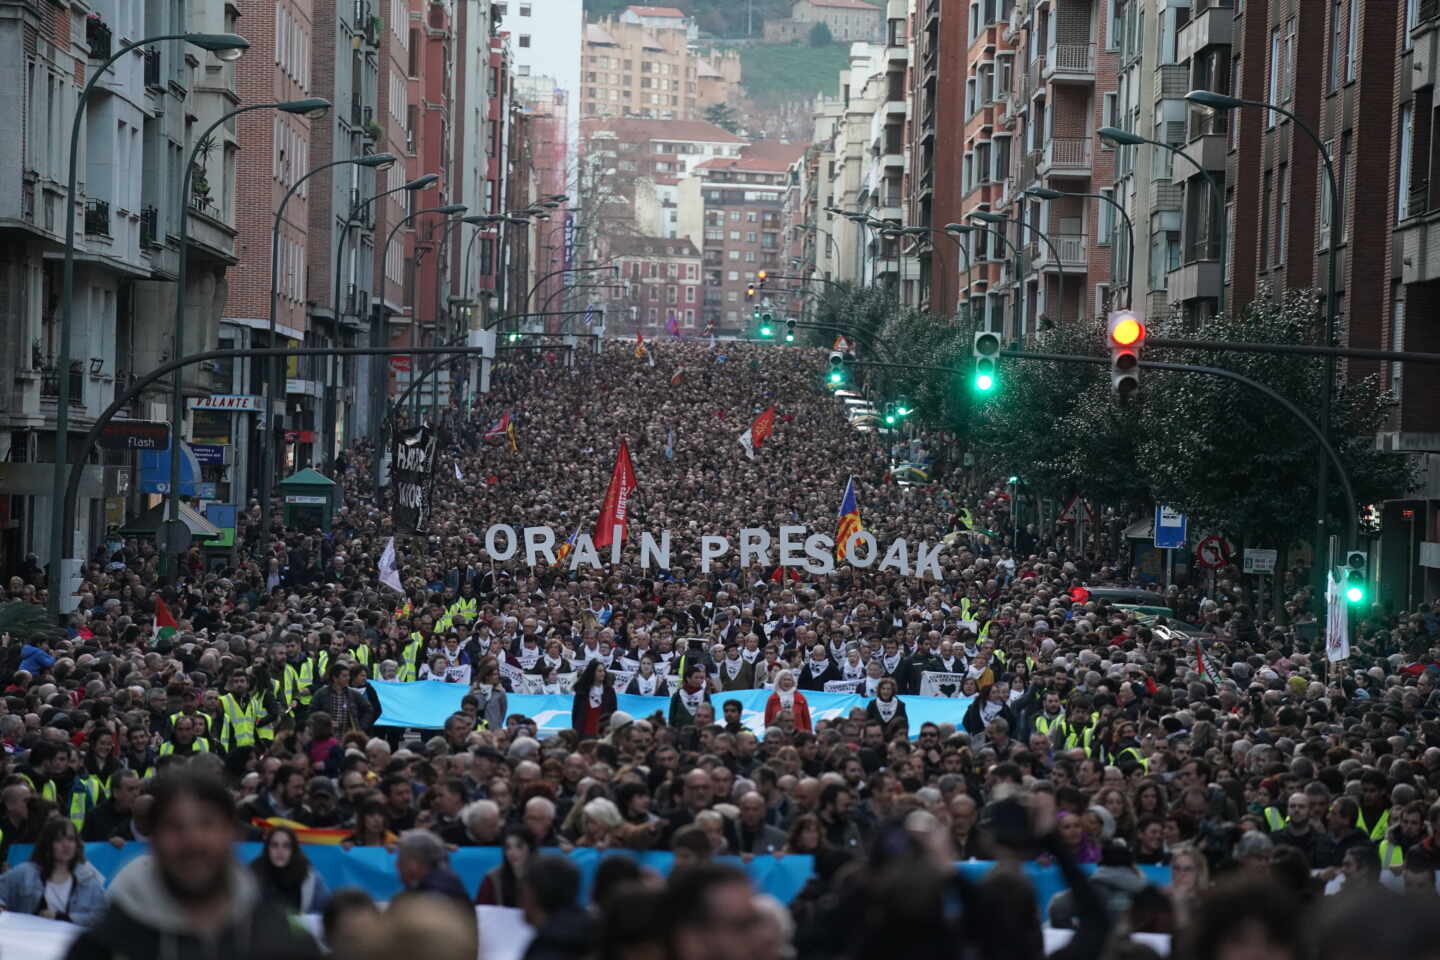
[265,643,302,713]
[398,628,426,682]
[1356,770,1392,842]
[1031,690,1066,738]
[1050,698,1097,756]
[1379,800,1430,871]
[219,671,261,754]
[297,646,332,707]
[15,742,92,830]
[159,714,211,759]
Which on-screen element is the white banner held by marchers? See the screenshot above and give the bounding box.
[1326,569,1351,663]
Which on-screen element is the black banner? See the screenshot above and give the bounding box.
[392,425,439,533]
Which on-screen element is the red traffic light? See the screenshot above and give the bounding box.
[1110,315,1145,346]
[757,270,768,281]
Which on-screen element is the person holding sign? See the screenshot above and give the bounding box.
[625,655,670,697]
[763,669,812,733]
[570,660,617,740]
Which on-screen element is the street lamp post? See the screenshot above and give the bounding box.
[368,203,466,495]
[901,226,971,322]
[951,222,1024,338]
[48,31,248,614]
[164,97,329,559]
[258,151,396,540]
[1184,88,1345,561]
[323,172,438,473]
[1025,186,1136,309]
[971,210,1069,326]
[1098,125,1227,298]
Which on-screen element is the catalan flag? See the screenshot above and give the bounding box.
[556,524,580,565]
[834,476,864,561]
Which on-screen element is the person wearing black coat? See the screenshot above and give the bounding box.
[797,645,837,690]
[962,682,1017,737]
[569,660,617,739]
[864,678,909,741]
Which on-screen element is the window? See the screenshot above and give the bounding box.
[1397,102,1414,221]
[1267,26,1280,127]
[518,34,531,48]
[686,286,696,303]
[1103,92,1119,132]
[1329,0,1343,90]
[1098,188,1115,245]
[519,3,530,14]
[1274,164,1288,265]
[1345,1,1358,83]
[1407,0,1419,47]
[1284,18,1296,101]
[1260,172,1272,266]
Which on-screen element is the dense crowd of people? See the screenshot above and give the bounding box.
[2,339,1440,960]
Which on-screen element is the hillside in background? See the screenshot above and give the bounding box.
[733,42,848,105]
[583,0,794,40]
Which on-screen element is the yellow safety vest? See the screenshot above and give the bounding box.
[298,652,330,705]
[272,665,302,711]
[351,644,372,668]
[40,780,90,830]
[399,637,424,682]
[450,597,477,622]
[1378,839,1405,869]
[1033,713,1064,736]
[169,711,213,734]
[1357,808,1390,843]
[253,692,275,741]
[1263,807,1288,832]
[220,693,258,750]
[1116,746,1148,771]
[158,737,210,756]
[1059,721,1094,753]
[77,773,105,803]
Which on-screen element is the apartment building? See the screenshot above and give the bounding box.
[0,0,243,571]
[596,234,702,335]
[304,0,384,463]
[1005,0,1117,337]
[909,0,968,317]
[581,12,739,121]
[768,0,886,44]
[824,43,884,287]
[516,78,570,320]
[677,141,807,334]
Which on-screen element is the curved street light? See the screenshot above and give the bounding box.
[1025,186,1136,309]
[50,31,249,605]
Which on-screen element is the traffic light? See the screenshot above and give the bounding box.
[827,350,847,384]
[757,270,768,286]
[972,330,1001,393]
[745,284,756,300]
[1344,550,1368,604]
[1107,310,1146,400]
[759,311,774,337]
[784,318,796,342]
[894,396,912,417]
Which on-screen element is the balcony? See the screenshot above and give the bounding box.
[1044,43,1095,83]
[351,94,363,126]
[1167,257,1223,304]
[1150,179,1182,211]
[1396,206,1440,284]
[1030,233,1088,272]
[40,362,84,402]
[1177,0,1234,62]
[1020,149,1041,187]
[144,48,163,89]
[84,199,110,237]
[140,205,160,247]
[86,16,112,61]
[1156,64,1189,99]
[1027,58,1043,99]
[1179,109,1227,175]
[1039,137,1092,178]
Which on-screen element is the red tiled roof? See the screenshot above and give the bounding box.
[696,140,808,173]
[582,116,748,146]
[609,235,701,258]
[626,5,686,17]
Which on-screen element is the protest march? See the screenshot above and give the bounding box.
[0,340,1437,960]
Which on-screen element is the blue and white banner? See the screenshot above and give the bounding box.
[372,682,974,741]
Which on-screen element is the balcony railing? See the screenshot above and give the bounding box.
[1409,180,1430,219]
[1021,149,1040,186]
[144,48,162,88]
[1186,237,1222,262]
[40,362,84,401]
[140,204,160,247]
[1032,233,1088,267]
[1049,43,1095,75]
[1187,105,1228,140]
[1045,137,1092,169]
[86,16,112,60]
[84,199,110,237]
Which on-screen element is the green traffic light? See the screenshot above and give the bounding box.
[785,332,795,342]
[975,373,995,391]
[828,371,844,384]
[760,325,773,337]
[1345,585,1364,603]
[884,414,896,425]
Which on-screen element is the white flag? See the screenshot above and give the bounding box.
[454,462,463,481]
[737,426,755,459]
[379,536,404,594]
[1325,569,1351,662]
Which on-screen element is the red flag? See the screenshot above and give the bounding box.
[152,596,178,645]
[593,439,639,549]
[737,406,776,459]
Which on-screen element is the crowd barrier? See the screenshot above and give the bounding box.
[372,680,978,740]
[8,842,1170,909]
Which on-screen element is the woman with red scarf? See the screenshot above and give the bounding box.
[570,660,616,739]
[764,669,812,732]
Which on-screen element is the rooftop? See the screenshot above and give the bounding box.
[697,140,809,173]
[609,235,702,258]
[625,5,687,17]
[804,0,881,9]
[582,116,748,146]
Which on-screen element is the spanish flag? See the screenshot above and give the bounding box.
[834,476,863,561]
[251,817,353,845]
[556,524,580,565]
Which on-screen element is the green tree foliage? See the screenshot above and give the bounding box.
[808,21,834,46]
[1136,288,1412,545]
[703,103,739,134]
